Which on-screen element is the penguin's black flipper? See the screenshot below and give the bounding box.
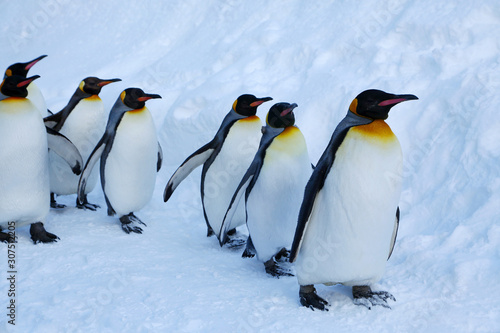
[77,137,106,206]
[388,207,400,260]
[290,126,353,263]
[43,110,64,129]
[30,222,59,244]
[163,142,215,202]
[46,127,83,175]
[157,142,163,172]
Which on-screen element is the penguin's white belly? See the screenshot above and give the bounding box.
[104,109,157,216]
[203,116,261,237]
[247,126,311,261]
[0,98,49,228]
[49,97,106,195]
[296,126,402,286]
[27,83,48,117]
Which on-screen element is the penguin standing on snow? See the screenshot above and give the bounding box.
[0,75,82,243]
[3,55,49,116]
[45,76,121,209]
[163,94,272,245]
[77,88,163,234]
[220,102,311,276]
[290,89,418,311]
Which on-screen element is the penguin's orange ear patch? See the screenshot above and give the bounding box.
[79,81,86,91]
[120,90,127,102]
[349,98,358,114]
[5,69,12,77]
[232,99,238,111]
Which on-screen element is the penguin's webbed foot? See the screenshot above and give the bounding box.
[274,247,290,262]
[264,253,294,278]
[299,285,329,311]
[352,285,396,310]
[30,222,59,244]
[0,231,15,243]
[50,193,66,209]
[120,213,147,234]
[223,228,246,249]
[76,196,100,211]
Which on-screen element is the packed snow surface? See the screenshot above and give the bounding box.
[1,1,499,332]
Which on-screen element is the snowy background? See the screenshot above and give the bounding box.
[1,0,500,332]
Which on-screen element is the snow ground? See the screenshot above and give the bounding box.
[1,1,500,332]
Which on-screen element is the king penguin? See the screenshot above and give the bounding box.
[163,94,272,245]
[289,89,418,311]
[3,55,49,116]
[0,75,83,243]
[45,76,121,209]
[220,102,311,276]
[77,88,162,234]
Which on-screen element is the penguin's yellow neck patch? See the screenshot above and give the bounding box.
[349,98,358,114]
[128,106,147,114]
[0,97,26,104]
[270,126,307,154]
[351,120,396,143]
[239,115,259,123]
[86,95,101,101]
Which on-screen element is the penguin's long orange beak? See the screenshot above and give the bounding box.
[24,55,47,71]
[97,78,122,87]
[17,75,40,88]
[378,94,418,106]
[137,93,162,102]
[250,97,273,107]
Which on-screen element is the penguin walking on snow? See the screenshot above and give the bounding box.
[3,55,49,116]
[290,89,418,311]
[45,76,121,209]
[163,94,272,245]
[220,102,311,277]
[77,88,163,234]
[0,75,82,243]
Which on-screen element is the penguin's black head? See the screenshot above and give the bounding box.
[0,75,40,98]
[4,55,47,78]
[120,88,162,110]
[349,89,418,120]
[266,102,298,128]
[232,94,273,117]
[79,77,121,96]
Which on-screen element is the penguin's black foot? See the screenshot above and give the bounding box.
[264,254,294,278]
[0,231,15,243]
[76,197,100,211]
[50,193,66,209]
[299,285,329,311]
[274,247,290,262]
[51,202,67,209]
[224,236,246,249]
[120,213,146,234]
[30,222,59,244]
[352,285,396,310]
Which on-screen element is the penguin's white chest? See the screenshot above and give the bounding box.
[246,126,311,261]
[104,108,158,216]
[49,96,106,194]
[296,121,402,286]
[203,116,262,237]
[0,98,49,227]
